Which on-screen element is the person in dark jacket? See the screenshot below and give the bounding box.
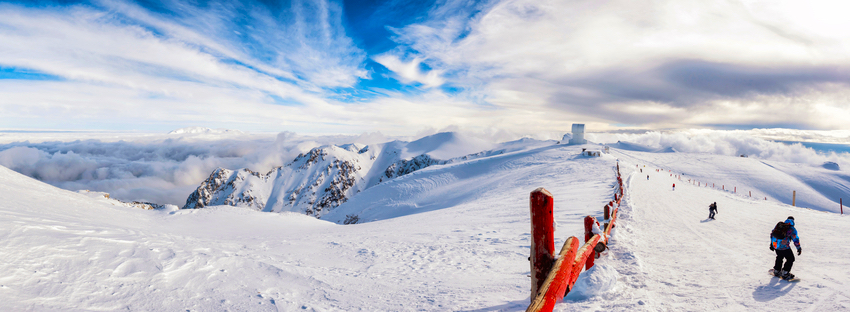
[770,216,801,280]
[708,202,717,219]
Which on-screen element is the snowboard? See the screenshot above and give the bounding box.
[768,269,800,282]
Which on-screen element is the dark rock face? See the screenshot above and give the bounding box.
[381,154,445,182]
[182,168,265,210]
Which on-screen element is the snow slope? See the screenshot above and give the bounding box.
[2,140,848,311]
[0,142,619,311]
[613,149,849,213]
[557,150,850,311]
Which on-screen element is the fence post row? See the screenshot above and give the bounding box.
[526,162,623,312]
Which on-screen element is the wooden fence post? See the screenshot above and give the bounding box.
[584,216,597,269]
[530,188,555,300]
[793,191,796,206]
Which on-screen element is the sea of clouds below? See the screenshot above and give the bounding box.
[0,129,847,207]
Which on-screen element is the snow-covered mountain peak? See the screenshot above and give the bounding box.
[182,139,451,217]
[181,134,570,219]
[336,143,368,153]
[403,132,494,159]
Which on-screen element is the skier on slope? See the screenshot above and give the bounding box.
[708,202,717,219]
[770,216,801,280]
[672,183,675,191]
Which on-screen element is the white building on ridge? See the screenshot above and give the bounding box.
[569,124,587,145]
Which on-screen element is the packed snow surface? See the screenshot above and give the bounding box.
[1,140,848,311]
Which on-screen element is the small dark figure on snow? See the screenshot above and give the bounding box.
[708,202,717,219]
[672,183,675,190]
[646,175,649,180]
[770,216,801,280]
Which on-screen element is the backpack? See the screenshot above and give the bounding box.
[771,222,790,239]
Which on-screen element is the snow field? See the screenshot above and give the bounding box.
[3,142,848,311]
[0,144,621,311]
[556,150,850,311]
[612,150,849,214]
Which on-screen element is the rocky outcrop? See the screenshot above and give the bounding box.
[182,168,265,210]
[381,154,445,182]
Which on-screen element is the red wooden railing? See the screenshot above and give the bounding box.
[526,162,624,312]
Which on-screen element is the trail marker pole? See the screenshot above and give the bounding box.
[792,191,796,206]
[530,188,555,299]
[749,191,751,197]
[734,187,736,193]
[841,198,843,214]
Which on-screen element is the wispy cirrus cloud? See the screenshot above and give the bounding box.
[2,0,850,135]
[0,0,369,131]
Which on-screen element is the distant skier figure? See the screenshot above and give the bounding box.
[672,183,675,191]
[770,216,801,281]
[640,168,643,173]
[646,175,649,180]
[708,202,717,219]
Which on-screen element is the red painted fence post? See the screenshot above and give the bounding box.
[584,216,596,269]
[530,188,555,299]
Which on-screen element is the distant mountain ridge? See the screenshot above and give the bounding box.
[181,132,498,218]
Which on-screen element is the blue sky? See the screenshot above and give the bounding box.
[1,0,849,135]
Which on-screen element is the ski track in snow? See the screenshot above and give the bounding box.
[2,143,849,311]
[557,149,850,312]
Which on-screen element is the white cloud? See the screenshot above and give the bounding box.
[589,129,850,166]
[373,54,444,88]
[0,1,369,132]
[387,0,850,130]
[1,0,849,135]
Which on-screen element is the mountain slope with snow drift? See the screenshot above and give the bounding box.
[558,150,850,311]
[614,149,849,213]
[181,132,543,218]
[1,136,848,311]
[0,141,619,311]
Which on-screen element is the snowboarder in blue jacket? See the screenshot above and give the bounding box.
[770,216,801,280]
